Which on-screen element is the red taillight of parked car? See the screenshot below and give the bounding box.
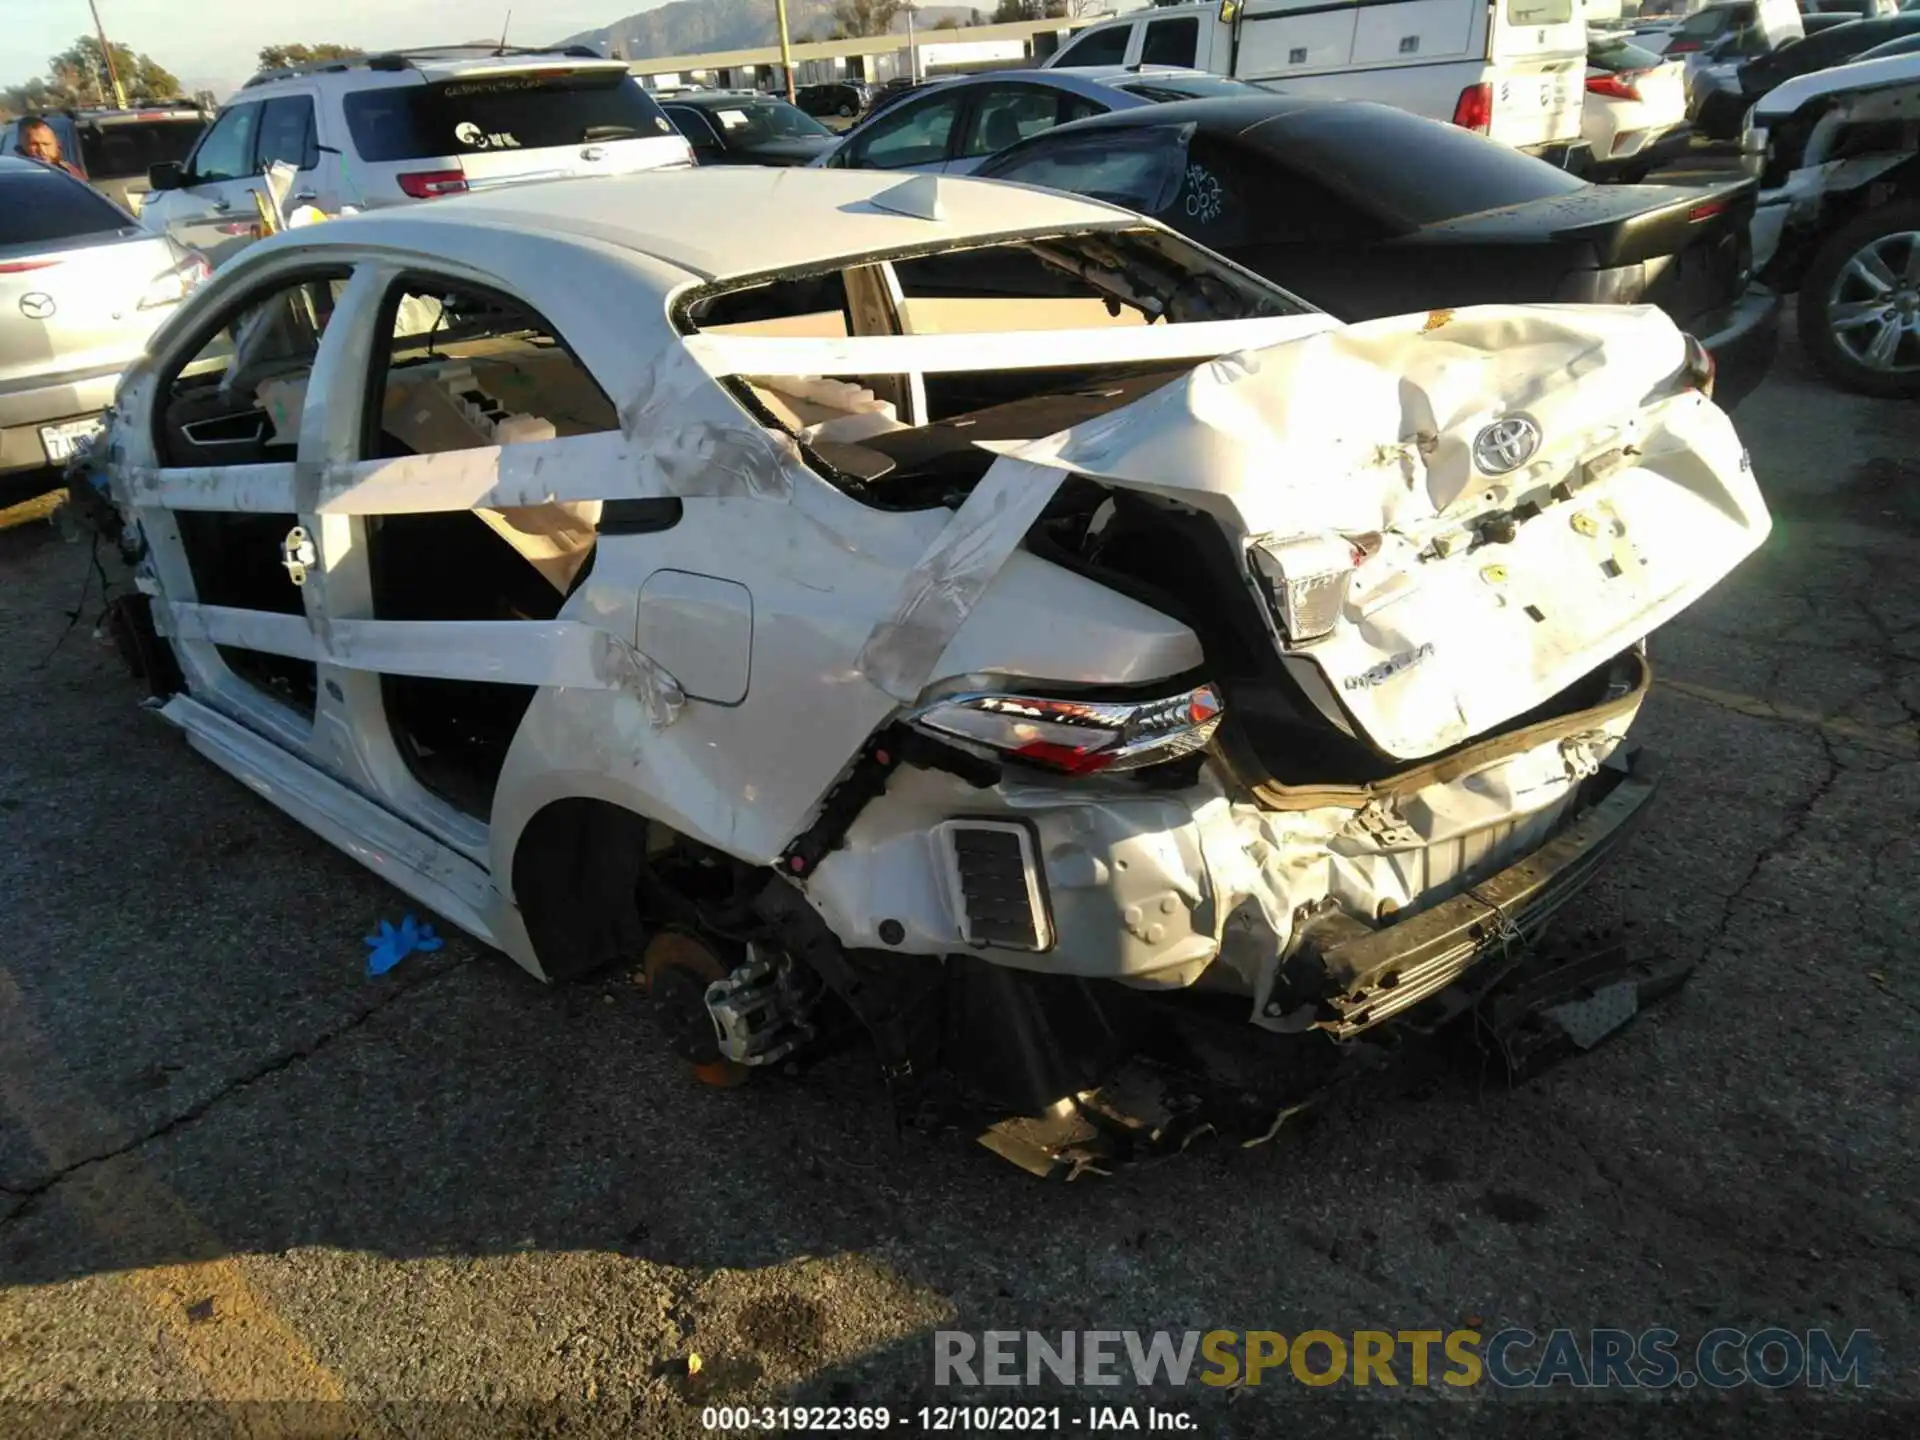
[1586,72,1645,103]
[396,170,468,200]
[1451,82,1493,134]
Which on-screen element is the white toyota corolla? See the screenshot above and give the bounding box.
[86,167,1769,1173]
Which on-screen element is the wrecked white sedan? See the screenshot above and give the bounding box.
[89,167,1769,1172]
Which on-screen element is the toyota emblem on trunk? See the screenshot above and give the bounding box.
[1473,417,1541,474]
[19,292,55,320]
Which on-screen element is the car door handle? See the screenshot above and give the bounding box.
[581,146,605,161]
[209,197,230,212]
[291,191,317,204]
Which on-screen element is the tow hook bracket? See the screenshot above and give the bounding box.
[706,946,815,1067]
[1348,796,1420,848]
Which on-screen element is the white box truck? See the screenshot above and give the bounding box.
[1043,0,1592,167]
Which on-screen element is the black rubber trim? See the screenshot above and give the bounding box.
[598,497,684,534]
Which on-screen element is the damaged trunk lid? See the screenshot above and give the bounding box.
[1013,303,1770,761]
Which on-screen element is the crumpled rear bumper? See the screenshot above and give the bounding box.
[1287,747,1659,1040]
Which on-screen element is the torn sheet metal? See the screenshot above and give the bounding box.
[804,699,1639,1016]
[994,304,1685,529]
[855,455,1072,702]
[617,343,802,502]
[159,603,686,726]
[980,304,1768,761]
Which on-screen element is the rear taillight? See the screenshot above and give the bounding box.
[1451,82,1493,134]
[397,169,468,200]
[0,258,61,274]
[1250,534,1360,645]
[1586,72,1643,102]
[908,684,1223,776]
[1666,38,1701,54]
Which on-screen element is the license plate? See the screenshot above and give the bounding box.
[40,417,104,463]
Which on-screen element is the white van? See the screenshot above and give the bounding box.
[1043,0,1590,165]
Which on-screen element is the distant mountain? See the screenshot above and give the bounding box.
[559,1,989,61]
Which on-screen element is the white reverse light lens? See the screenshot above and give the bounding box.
[1250,534,1357,644]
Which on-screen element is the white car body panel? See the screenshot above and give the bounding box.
[1744,50,1920,273]
[99,169,1765,1016]
[1750,46,1920,117]
[1583,58,1689,161]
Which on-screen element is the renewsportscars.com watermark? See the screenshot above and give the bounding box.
[935,1328,1875,1391]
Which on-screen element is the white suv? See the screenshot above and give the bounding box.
[139,45,691,263]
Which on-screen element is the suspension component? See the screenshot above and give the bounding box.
[705,945,817,1067]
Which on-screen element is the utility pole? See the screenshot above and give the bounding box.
[775,0,797,103]
[88,0,128,109]
[907,3,919,83]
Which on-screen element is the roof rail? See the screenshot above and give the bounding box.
[242,59,363,88]
[241,42,606,90]
[366,43,605,62]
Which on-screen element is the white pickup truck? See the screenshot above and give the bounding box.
[1042,0,1592,167]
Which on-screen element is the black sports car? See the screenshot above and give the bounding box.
[794,82,870,119]
[976,96,1779,407]
[662,93,839,167]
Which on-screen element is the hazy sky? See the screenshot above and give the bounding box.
[1,1,662,97]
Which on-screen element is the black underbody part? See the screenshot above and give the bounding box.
[755,880,946,1090]
[967,921,1690,1179]
[102,592,183,699]
[778,726,999,880]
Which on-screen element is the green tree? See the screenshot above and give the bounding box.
[257,43,366,72]
[4,35,181,112]
[58,35,181,104]
[833,0,904,37]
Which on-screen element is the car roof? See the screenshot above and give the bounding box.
[0,153,89,175]
[242,52,628,97]
[308,166,1132,282]
[0,154,108,195]
[916,65,1218,95]
[663,92,792,109]
[19,106,205,123]
[989,92,1384,143]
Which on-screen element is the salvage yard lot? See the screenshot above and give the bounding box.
[1,317,1916,1435]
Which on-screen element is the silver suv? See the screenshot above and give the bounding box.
[0,157,203,500]
[139,45,692,263]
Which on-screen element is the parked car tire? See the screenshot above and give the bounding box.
[837,102,855,117]
[1797,199,1920,398]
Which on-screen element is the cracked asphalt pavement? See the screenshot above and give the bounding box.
[1,318,1916,1438]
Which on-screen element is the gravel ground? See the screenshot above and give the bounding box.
[1,315,1916,1438]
